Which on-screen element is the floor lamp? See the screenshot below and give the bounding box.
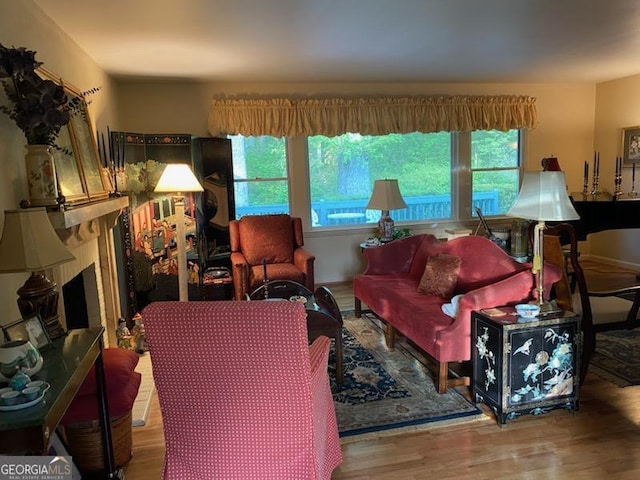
[506,171,579,310]
[0,208,75,339]
[366,179,407,242]
[154,164,203,302]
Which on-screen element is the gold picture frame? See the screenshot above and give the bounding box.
[622,126,640,164]
[37,67,108,204]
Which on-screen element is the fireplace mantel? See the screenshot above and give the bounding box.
[48,195,129,348]
[47,196,129,230]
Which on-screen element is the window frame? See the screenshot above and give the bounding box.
[230,130,524,229]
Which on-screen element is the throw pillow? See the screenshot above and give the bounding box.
[417,253,462,298]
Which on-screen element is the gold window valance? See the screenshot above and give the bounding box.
[207,95,537,137]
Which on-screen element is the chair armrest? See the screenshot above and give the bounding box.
[230,252,250,300]
[293,247,315,270]
[309,336,331,381]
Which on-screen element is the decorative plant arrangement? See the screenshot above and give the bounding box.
[0,43,99,146]
[0,43,104,207]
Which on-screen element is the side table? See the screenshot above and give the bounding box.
[472,307,581,425]
[0,327,121,478]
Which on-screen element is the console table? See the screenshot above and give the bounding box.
[0,327,120,479]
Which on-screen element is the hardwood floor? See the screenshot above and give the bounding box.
[125,281,640,479]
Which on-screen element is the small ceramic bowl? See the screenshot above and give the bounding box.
[21,386,40,401]
[0,387,13,396]
[0,390,20,405]
[515,303,540,319]
[25,380,44,390]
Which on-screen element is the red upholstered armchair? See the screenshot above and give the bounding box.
[142,301,342,480]
[229,214,315,300]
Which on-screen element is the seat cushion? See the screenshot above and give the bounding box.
[239,215,294,265]
[75,348,139,398]
[61,370,141,425]
[60,348,142,425]
[250,263,304,289]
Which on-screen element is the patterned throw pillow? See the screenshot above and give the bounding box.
[417,253,462,298]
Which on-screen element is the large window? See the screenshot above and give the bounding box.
[308,132,451,226]
[470,130,521,216]
[229,130,522,226]
[230,135,289,218]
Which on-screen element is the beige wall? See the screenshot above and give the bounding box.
[591,75,640,267]
[0,0,116,321]
[116,81,597,281]
[4,0,626,299]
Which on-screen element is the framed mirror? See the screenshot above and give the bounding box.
[37,67,108,204]
[52,124,88,203]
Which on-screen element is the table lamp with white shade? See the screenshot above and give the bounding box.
[154,163,203,302]
[506,171,579,310]
[366,179,407,242]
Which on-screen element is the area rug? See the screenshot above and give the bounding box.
[131,352,156,426]
[330,312,485,442]
[590,329,640,387]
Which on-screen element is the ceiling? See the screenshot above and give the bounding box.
[33,0,640,84]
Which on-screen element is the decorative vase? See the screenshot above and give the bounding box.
[0,340,43,382]
[24,144,60,207]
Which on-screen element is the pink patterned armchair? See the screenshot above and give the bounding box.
[229,214,315,300]
[142,300,342,480]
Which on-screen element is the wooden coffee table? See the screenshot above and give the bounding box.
[249,281,344,383]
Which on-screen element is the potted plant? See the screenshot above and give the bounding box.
[0,43,99,206]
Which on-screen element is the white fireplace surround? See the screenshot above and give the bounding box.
[48,197,129,347]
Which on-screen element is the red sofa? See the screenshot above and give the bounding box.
[353,234,561,393]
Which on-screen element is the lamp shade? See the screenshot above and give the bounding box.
[154,163,204,193]
[0,208,75,273]
[506,172,579,221]
[366,179,407,211]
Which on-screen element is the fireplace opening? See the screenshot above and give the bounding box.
[62,264,100,330]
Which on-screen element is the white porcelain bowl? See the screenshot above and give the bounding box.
[515,303,540,319]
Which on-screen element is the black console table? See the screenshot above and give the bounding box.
[0,327,120,479]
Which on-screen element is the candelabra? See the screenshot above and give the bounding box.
[630,163,638,197]
[590,152,600,196]
[590,173,600,196]
[582,176,589,195]
[614,156,623,198]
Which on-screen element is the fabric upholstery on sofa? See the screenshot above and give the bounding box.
[229,214,315,300]
[353,234,562,393]
[142,300,342,480]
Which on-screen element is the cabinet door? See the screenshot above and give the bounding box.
[507,323,577,407]
[473,318,503,406]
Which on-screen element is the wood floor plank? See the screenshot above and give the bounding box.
[125,278,640,479]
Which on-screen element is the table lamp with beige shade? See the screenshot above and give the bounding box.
[366,179,407,243]
[154,163,204,302]
[0,208,75,339]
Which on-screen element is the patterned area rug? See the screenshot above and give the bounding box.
[330,313,484,441]
[590,329,640,386]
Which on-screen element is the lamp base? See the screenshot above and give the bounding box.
[17,272,66,340]
[378,210,395,243]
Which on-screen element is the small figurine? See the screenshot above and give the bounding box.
[131,313,148,354]
[116,318,132,349]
